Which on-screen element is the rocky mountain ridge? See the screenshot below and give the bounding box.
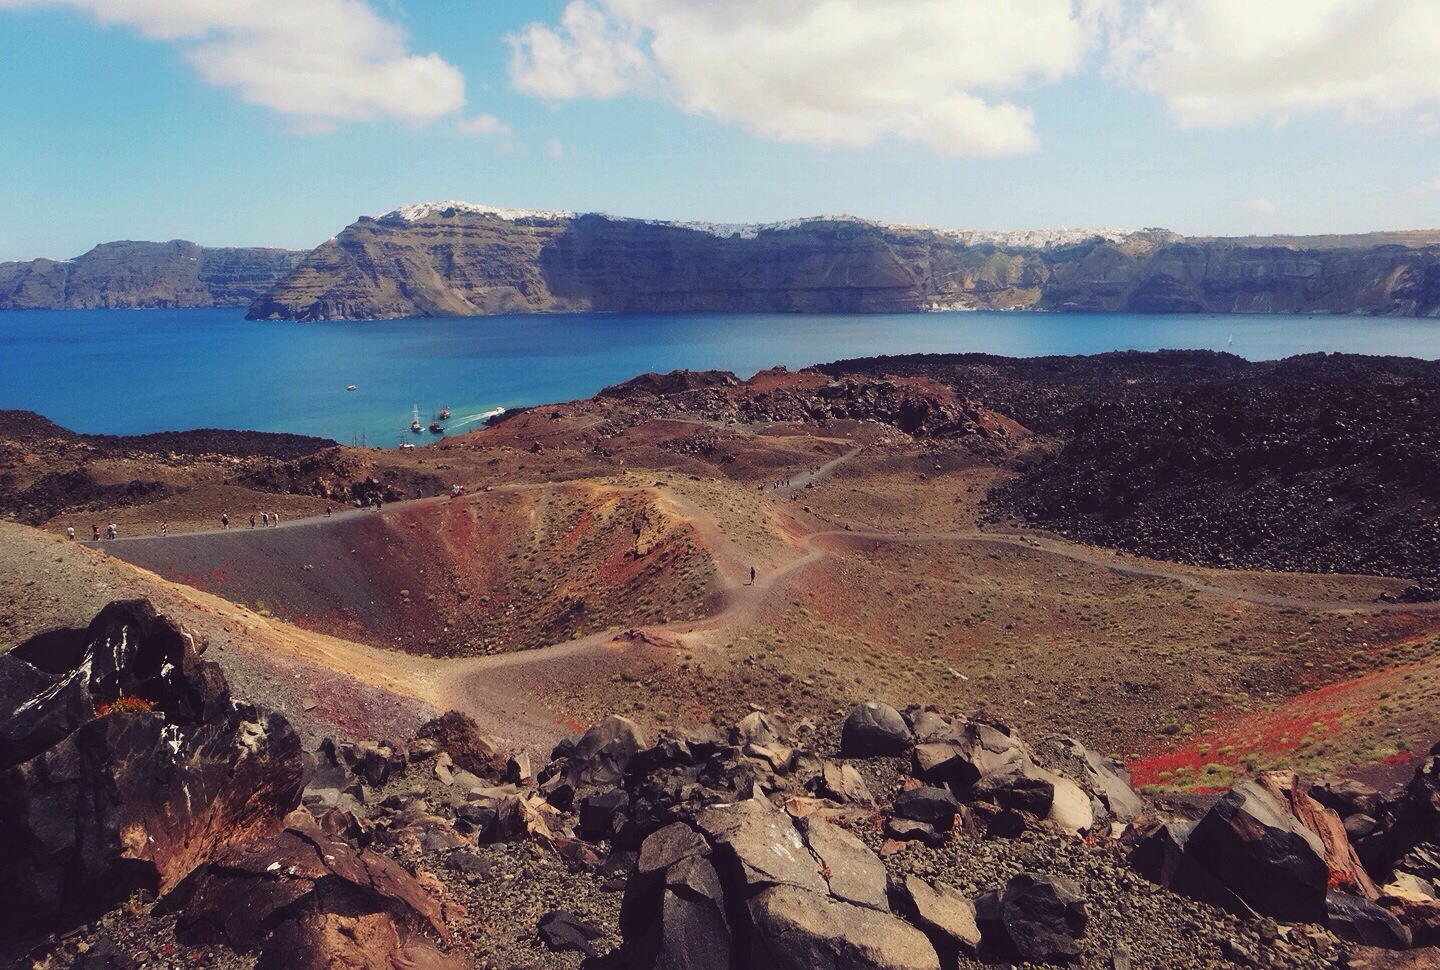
[246,202,1440,320]
[0,239,305,310]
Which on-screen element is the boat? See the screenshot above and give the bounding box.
[437,405,451,420]
[346,384,357,391]
[409,406,422,434]
[398,441,416,450]
[428,421,444,434]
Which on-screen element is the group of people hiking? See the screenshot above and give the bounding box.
[243,511,283,529]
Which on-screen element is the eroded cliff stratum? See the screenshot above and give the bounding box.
[245,202,1440,321]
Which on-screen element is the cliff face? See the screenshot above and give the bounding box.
[245,204,1440,321]
[0,240,305,310]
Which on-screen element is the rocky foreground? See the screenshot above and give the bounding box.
[6,600,1440,968]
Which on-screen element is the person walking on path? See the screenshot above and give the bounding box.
[749,565,756,585]
[221,513,229,530]
[249,514,256,528]
[160,522,168,537]
[325,505,332,517]
[261,512,269,527]
[91,524,100,541]
[105,523,117,540]
[271,512,280,527]
[65,526,74,540]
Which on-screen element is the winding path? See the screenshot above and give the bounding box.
[96,445,1440,753]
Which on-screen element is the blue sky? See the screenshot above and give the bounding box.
[1,0,1439,261]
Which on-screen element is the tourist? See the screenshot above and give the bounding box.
[249,513,255,528]
[65,526,74,540]
[220,513,229,529]
[160,521,167,537]
[325,504,332,517]
[749,565,756,585]
[261,512,269,527]
[105,523,116,540]
[91,524,99,541]
[272,511,280,526]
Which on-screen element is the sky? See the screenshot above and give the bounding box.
[2,0,1440,261]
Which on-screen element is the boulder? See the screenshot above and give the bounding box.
[1326,891,1412,949]
[1129,819,1255,917]
[696,799,828,895]
[1046,773,1096,835]
[580,788,631,843]
[885,817,947,847]
[895,874,981,959]
[731,710,788,748]
[976,872,1087,964]
[165,810,457,968]
[416,711,505,781]
[971,762,1055,818]
[800,816,890,912]
[1043,737,1143,822]
[892,786,960,829]
[1184,778,1330,923]
[0,600,302,942]
[906,709,954,744]
[537,909,605,956]
[564,715,648,786]
[815,760,876,807]
[348,739,406,788]
[1310,778,1382,820]
[505,752,532,785]
[747,885,940,970]
[841,702,913,758]
[257,911,462,970]
[621,822,730,970]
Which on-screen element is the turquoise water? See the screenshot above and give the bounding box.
[2,308,1438,442]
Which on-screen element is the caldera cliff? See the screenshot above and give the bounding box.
[245,201,1440,321]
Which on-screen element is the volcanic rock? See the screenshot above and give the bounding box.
[975,872,1087,964]
[1179,778,1333,922]
[893,786,961,829]
[747,885,940,970]
[0,600,302,941]
[164,809,457,968]
[537,909,605,956]
[416,710,505,781]
[841,701,913,757]
[894,874,981,959]
[1326,891,1412,949]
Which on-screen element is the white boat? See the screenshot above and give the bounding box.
[346,384,357,391]
[409,405,422,434]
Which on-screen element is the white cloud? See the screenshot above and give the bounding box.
[0,0,465,127]
[507,0,1104,156]
[545,137,565,159]
[456,114,510,137]
[457,113,514,152]
[1249,198,1278,214]
[1106,0,1440,127]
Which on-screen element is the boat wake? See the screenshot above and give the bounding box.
[449,406,506,430]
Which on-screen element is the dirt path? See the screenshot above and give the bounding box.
[810,528,1440,615]
[85,445,1434,756]
[87,495,450,543]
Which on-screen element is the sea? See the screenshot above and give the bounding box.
[2,308,1438,444]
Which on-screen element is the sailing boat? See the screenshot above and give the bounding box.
[409,405,423,434]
